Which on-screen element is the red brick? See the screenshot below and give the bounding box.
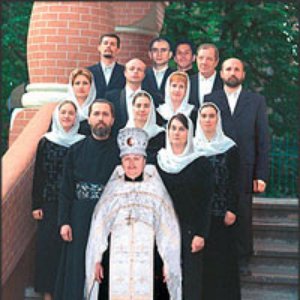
[57,28,80,36]
[68,21,90,29]
[46,52,67,59]
[46,35,67,43]
[48,5,70,13]
[59,13,80,20]
[47,20,68,28]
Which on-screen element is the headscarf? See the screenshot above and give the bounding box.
[44,101,86,147]
[157,115,200,174]
[157,71,194,121]
[125,90,165,139]
[194,102,236,156]
[66,69,97,121]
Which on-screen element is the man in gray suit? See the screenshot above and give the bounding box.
[204,57,270,274]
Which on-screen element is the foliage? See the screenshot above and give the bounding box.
[1,1,34,154]
[161,1,299,139]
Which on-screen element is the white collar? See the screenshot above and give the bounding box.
[199,71,216,82]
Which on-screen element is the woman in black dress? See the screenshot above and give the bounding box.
[32,100,85,300]
[125,90,165,164]
[67,67,97,135]
[194,102,241,300]
[156,71,197,127]
[156,113,214,300]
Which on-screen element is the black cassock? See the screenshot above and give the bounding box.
[32,137,68,294]
[156,156,214,300]
[54,135,120,300]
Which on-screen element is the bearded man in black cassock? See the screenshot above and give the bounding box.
[54,99,120,300]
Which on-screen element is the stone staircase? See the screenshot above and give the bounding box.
[241,197,299,300]
[25,197,299,300]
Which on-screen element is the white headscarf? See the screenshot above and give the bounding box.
[125,90,165,139]
[194,102,236,156]
[44,101,86,148]
[157,71,194,121]
[66,69,97,121]
[157,115,200,174]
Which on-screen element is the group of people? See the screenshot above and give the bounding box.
[31,33,270,300]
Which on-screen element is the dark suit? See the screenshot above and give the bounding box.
[189,72,223,109]
[105,89,128,136]
[87,62,126,98]
[204,89,270,259]
[142,67,175,107]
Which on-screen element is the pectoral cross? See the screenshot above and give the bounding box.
[125,210,135,225]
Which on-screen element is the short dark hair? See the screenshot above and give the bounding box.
[174,39,195,55]
[168,113,189,130]
[99,33,121,48]
[149,36,172,52]
[88,99,115,118]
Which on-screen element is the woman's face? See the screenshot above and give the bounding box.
[58,103,76,132]
[133,96,151,124]
[168,118,188,150]
[72,74,91,103]
[169,79,187,104]
[199,106,218,135]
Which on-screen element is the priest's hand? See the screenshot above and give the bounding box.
[191,235,205,252]
[162,265,168,283]
[95,262,104,283]
[60,224,73,242]
[224,210,236,226]
[32,209,43,220]
[253,179,266,193]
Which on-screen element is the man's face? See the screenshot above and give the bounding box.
[124,59,146,84]
[122,154,145,179]
[196,47,219,78]
[148,40,172,68]
[174,44,195,71]
[98,36,120,60]
[88,103,114,139]
[220,58,245,88]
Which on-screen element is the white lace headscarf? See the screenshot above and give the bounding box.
[125,90,165,139]
[157,114,200,174]
[157,71,194,121]
[44,100,85,147]
[194,102,236,156]
[66,68,97,121]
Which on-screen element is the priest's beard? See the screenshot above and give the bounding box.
[92,125,111,138]
[224,76,244,88]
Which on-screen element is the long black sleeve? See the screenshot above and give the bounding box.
[58,147,75,227]
[226,146,240,214]
[32,138,46,210]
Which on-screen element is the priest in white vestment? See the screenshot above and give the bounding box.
[84,127,182,300]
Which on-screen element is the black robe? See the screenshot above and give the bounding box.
[202,146,241,300]
[31,137,68,294]
[156,157,214,300]
[146,131,165,164]
[54,135,120,300]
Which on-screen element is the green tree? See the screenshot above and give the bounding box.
[1,1,34,154]
[161,1,299,138]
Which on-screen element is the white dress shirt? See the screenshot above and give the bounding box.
[101,62,116,85]
[153,66,168,89]
[225,85,242,115]
[198,72,217,106]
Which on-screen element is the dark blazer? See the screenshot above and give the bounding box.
[204,89,270,193]
[87,62,126,98]
[189,72,223,109]
[142,66,175,107]
[105,88,128,135]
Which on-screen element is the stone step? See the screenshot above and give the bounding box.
[241,284,298,300]
[253,221,298,243]
[253,197,299,224]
